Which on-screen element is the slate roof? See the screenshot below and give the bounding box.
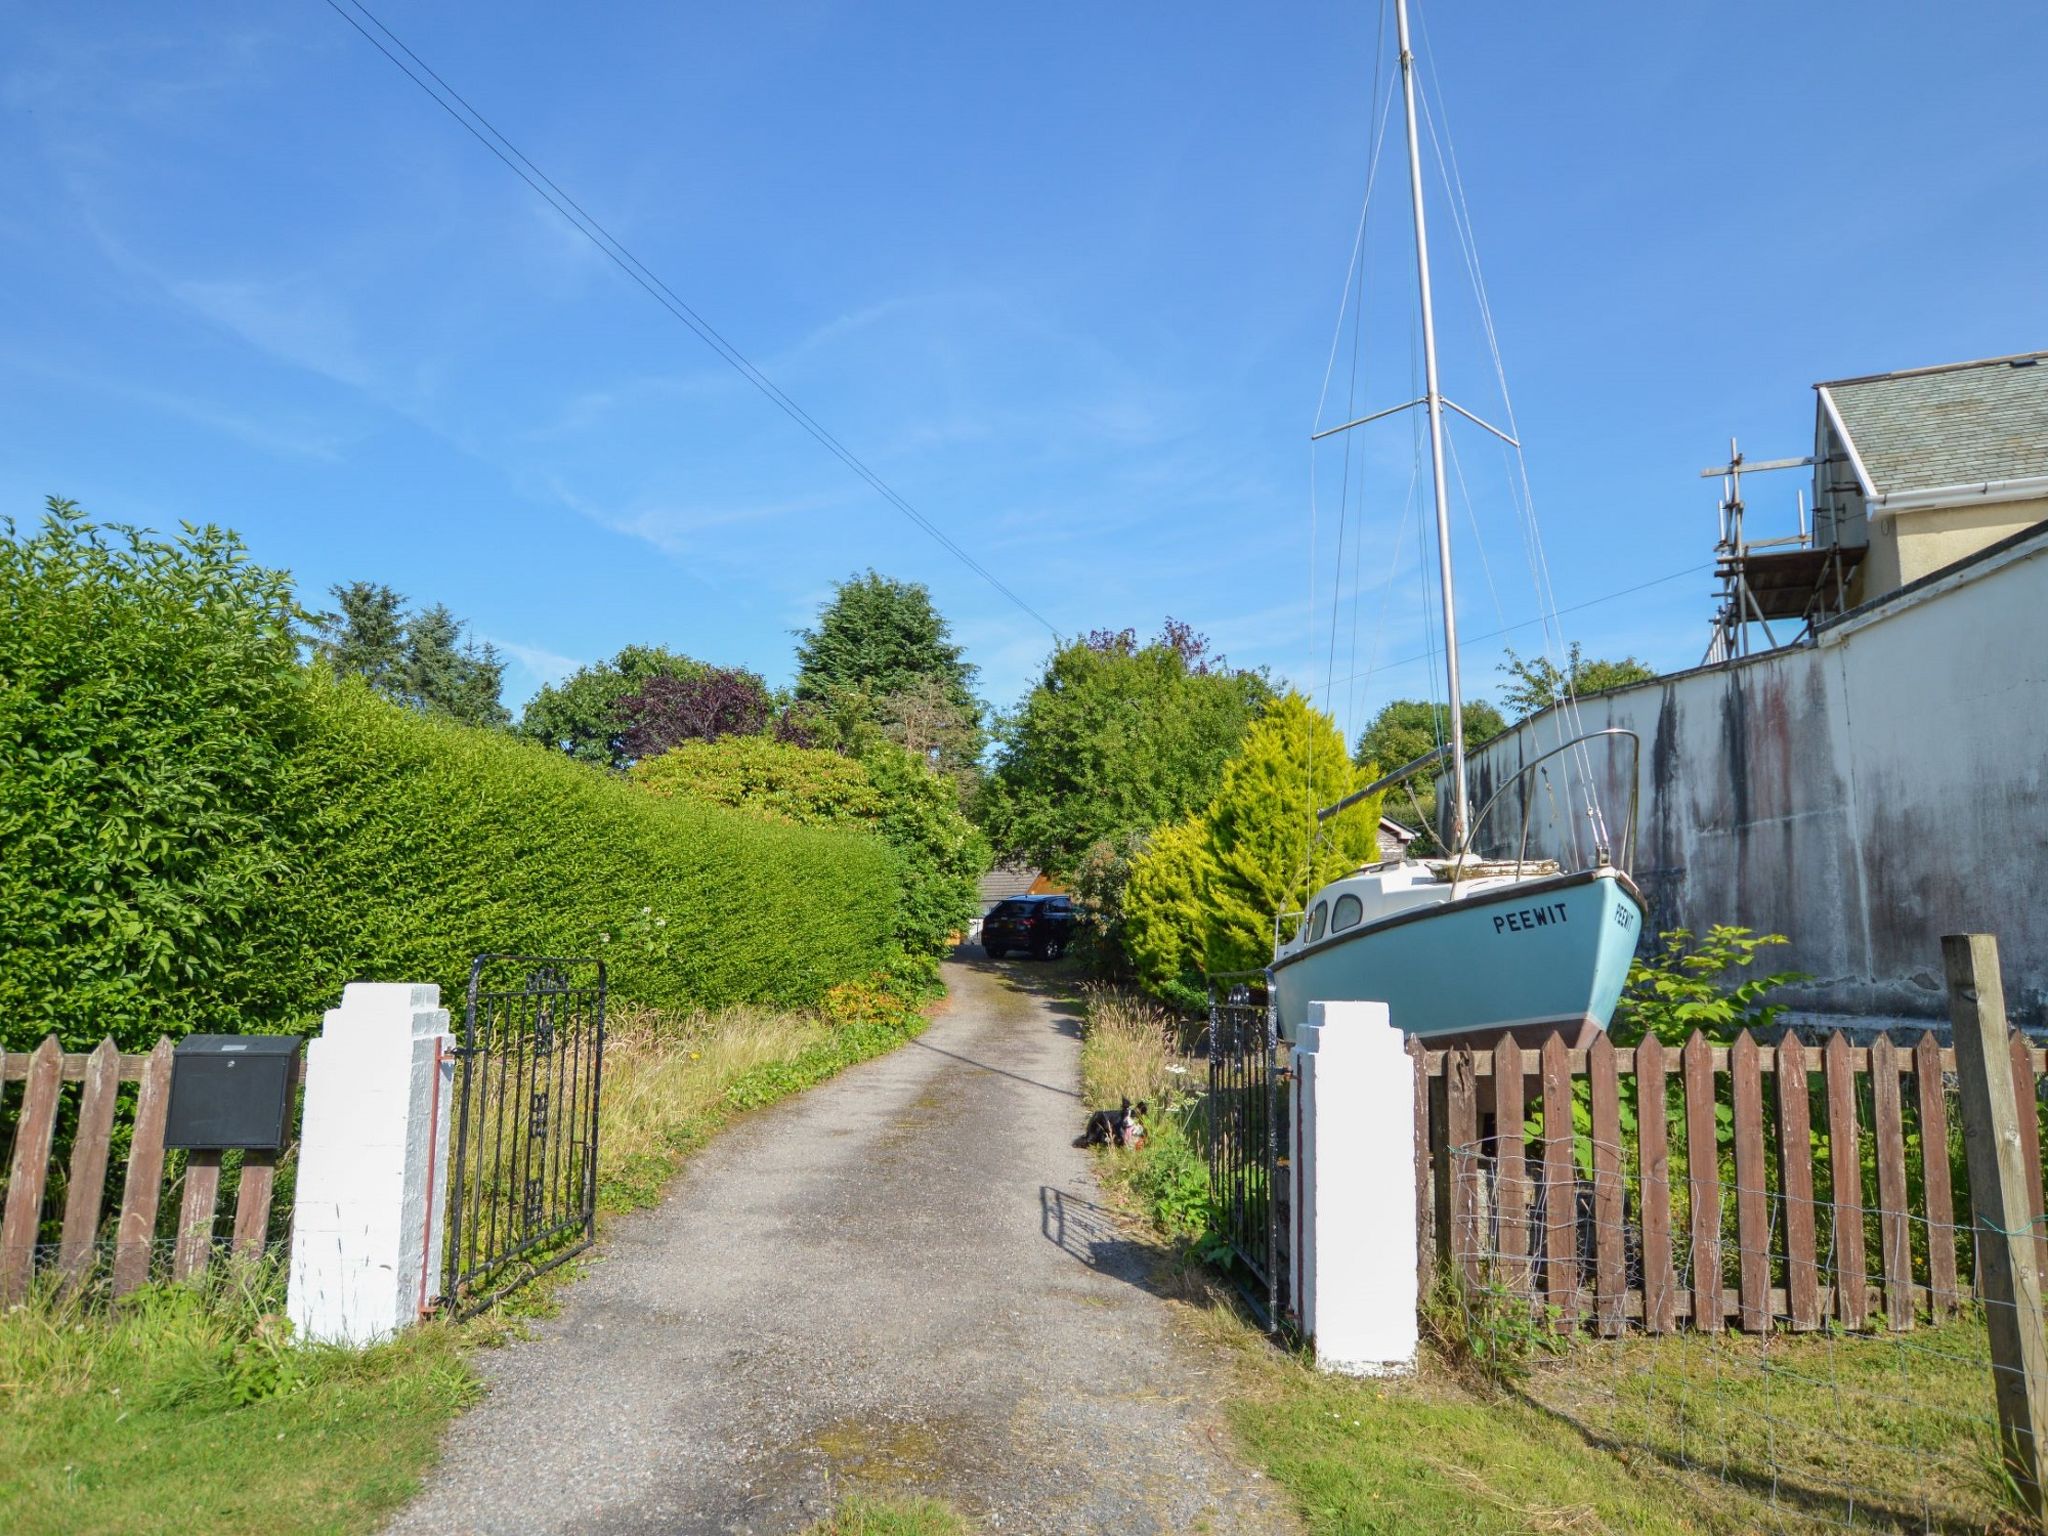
[976,864,1040,910]
[1822,351,2048,496]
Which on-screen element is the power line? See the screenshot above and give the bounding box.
[1320,560,1711,695]
[317,0,1062,639]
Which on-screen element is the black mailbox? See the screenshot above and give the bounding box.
[163,1035,302,1151]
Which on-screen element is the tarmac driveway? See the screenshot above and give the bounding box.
[388,951,1296,1535]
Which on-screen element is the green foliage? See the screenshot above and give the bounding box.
[1354,696,1507,846]
[1421,1269,1567,1388]
[1497,641,1656,720]
[632,733,881,825]
[629,733,987,966]
[856,739,990,961]
[723,979,929,1111]
[1065,830,1146,976]
[0,1263,479,1536]
[0,503,311,1050]
[1612,926,1807,1047]
[517,644,706,769]
[1121,694,1380,1003]
[1355,696,1508,767]
[794,675,986,801]
[982,621,1272,876]
[263,681,902,1023]
[310,580,509,728]
[1121,819,1216,1013]
[1199,693,1381,975]
[795,570,977,714]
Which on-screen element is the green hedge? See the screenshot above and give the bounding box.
[1,505,903,1051]
[261,683,900,1023]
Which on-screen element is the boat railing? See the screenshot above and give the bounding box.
[1453,727,1640,888]
[1271,910,1306,951]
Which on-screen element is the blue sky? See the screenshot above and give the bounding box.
[5,2,2044,743]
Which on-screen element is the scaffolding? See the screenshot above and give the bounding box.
[1701,439,1864,664]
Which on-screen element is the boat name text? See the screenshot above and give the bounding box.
[1495,903,1568,934]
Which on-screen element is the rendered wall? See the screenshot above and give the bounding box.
[1465,528,2048,1030]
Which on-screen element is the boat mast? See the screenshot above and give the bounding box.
[1393,0,1469,849]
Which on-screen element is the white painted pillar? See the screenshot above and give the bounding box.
[1291,999,1419,1375]
[287,983,456,1347]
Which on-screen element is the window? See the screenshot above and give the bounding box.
[1309,901,1329,943]
[1332,893,1364,932]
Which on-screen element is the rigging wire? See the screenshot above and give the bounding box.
[317,0,1061,639]
[1319,559,1710,696]
[1411,25,1610,851]
[1301,3,1397,905]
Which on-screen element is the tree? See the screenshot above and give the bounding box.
[311,581,508,728]
[1497,642,1656,720]
[629,734,989,965]
[795,571,977,711]
[1197,693,1381,975]
[1,500,311,1049]
[1120,819,1215,1011]
[614,667,772,760]
[1121,694,1381,1005]
[793,675,984,799]
[1354,697,1508,848]
[982,620,1273,876]
[793,572,984,792]
[519,645,706,769]
[631,733,880,825]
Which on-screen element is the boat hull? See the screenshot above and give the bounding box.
[1270,870,1642,1045]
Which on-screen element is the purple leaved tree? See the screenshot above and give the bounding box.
[615,668,772,759]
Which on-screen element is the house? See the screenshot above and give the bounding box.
[1812,350,2048,602]
[1463,349,2048,1032]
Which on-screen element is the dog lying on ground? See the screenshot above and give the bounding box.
[1076,1097,1147,1149]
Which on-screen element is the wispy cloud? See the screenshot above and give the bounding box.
[484,635,583,689]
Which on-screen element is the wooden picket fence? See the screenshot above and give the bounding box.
[1410,1028,2045,1335]
[0,1035,304,1302]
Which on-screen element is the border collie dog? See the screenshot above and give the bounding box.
[1077,1097,1148,1149]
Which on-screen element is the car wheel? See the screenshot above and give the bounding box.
[983,944,1004,960]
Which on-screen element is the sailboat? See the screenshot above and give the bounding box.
[1269,0,1645,1046]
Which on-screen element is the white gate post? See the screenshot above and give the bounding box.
[1292,999,1419,1375]
[287,983,457,1347]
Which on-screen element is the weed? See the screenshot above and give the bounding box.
[1419,1267,1566,1389]
[800,1494,975,1535]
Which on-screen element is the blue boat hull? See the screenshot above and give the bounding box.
[1270,870,1643,1044]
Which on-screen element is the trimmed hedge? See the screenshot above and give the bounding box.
[0,505,904,1050]
[255,682,902,1026]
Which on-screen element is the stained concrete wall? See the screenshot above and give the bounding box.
[1464,524,2048,1031]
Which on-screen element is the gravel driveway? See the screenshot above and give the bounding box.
[388,952,1296,1535]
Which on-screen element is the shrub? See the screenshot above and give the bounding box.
[630,734,986,969]
[632,734,880,826]
[260,682,902,1021]
[1120,693,1380,1008]
[0,501,914,1047]
[0,504,312,1050]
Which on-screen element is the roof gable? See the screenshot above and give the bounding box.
[1822,353,2048,496]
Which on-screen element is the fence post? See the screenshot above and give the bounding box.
[1292,999,1417,1375]
[286,984,456,1346]
[1945,932,2048,1524]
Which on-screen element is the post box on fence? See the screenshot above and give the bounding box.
[163,1034,302,1151]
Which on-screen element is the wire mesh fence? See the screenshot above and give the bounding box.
[1446,1139,2022,1531]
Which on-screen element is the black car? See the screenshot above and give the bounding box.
[980,894,1076,960]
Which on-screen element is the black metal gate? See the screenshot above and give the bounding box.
[442,954,606,1316]
[1208,972,1291,1330]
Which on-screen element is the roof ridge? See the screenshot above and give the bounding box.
[1816,349,2048,390]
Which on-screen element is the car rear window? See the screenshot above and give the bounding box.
[991,901,1036,918]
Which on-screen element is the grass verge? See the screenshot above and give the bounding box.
[0,976,934,1536]
[1075,985,2013,1535]
[799,1494,975,1535]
